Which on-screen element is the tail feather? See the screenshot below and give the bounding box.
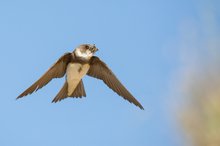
[52,80,86,103]
[71,80,86,98]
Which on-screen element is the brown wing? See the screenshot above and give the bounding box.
[87,56,144,110]
[52,80,86,103]
[17,53,72,99]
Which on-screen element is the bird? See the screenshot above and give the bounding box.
[17,44,144,110]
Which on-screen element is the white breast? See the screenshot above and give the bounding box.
[75,49,93,60]
[66,63,90,96]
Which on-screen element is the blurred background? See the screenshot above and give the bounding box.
[0,0,219,146]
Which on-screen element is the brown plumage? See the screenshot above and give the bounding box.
[87,56,144,110]
[17,44,144,110]
[17,53,72,98]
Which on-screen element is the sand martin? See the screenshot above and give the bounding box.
[17,44,144,109]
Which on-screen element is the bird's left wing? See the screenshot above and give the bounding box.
[87,56,144,110]
[17,53,72,99]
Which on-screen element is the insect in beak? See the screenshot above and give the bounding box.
[89,47,98,53]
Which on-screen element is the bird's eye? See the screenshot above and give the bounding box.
[85,45,89,49]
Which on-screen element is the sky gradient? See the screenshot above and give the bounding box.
[0,0,219,146]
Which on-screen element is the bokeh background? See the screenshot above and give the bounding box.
[0,0,219,146]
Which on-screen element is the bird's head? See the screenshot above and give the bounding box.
[74,44,98,60]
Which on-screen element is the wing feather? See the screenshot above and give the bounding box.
[17,53,72,99]
[87,56,144,110]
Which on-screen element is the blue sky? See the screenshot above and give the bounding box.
[0,0,219,146]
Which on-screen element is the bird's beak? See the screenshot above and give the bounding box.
[94,47,99,52]
[90,47,98,53]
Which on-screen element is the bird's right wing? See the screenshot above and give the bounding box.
[17,53,72,99]
[87,56,144,110]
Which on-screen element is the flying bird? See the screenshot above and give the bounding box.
[17,44,144,110]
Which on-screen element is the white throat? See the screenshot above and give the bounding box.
[75,48,93,60]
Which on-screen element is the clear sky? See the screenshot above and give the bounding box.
[0,0,219,146]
